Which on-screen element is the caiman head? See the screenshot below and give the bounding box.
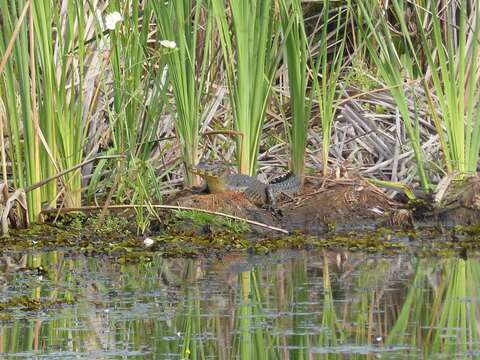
[189,160,235,193]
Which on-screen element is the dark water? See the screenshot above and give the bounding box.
[0,248,478,359]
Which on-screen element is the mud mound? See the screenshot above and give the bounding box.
[174,192,258,216]
[419,175,480,228]
[172,192,280,233]
[282,179,402,233]
[169,178,404,235]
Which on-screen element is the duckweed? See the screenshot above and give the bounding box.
[0,214,479,262]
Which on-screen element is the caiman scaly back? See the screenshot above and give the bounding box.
[190,161,300,206]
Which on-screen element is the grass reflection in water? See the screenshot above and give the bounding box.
[0,250,478,359]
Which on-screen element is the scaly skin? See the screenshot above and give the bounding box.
[266,172,301,206]
[190,161,300,206]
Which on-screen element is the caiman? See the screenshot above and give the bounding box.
[190,161,301,207]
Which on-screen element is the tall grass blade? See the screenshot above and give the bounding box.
[0,0,42,219]
[279,0,310,182]
[312,0,349,177]
[212,0,280,175]
[357,1,430,189]
[153,0,212,186]
[407,1,480,173]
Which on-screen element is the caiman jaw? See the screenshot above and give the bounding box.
[203,174,228,193]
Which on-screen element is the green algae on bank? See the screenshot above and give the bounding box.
[2,213,480,262]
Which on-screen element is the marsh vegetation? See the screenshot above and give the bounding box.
[0,0,478,232]
[0,1,480,356]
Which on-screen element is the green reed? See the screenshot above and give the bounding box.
[0,0,171,225]
[1,0,47,219]
[152,0,212,186]
[212,0,280,175]
[359,0,480,184]
[89,1,168,231]
[0,0,101,219]
[406,1,480,174]
[312,0,349,177]
[279,0,310,183]
[357,1,430,190]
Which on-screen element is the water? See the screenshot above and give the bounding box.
[0,248,478,359]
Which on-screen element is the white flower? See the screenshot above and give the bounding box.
[105,12,123,30]
[143,237,154,247]
[160,40,177,49]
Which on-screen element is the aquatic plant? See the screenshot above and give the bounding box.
[279,0,310,183]
[0,0,91,219]
[1,0,479,232]
[311,0,349,177]
[89,1,169,231]
[408,1,480,174]
[211,0,281,176]
[357,1,430,190]
[358,0,480,186]
[152,0,213,186]
[175,209,249,234]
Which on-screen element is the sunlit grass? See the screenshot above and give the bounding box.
[153,0,212,186]
[408,1,480,173]
[0,0,478,229]
[357,1,430,190]
[359,0,480,187]
[212,0,281,175]
[280,0,310,183]
[0,0,97,219]
[1,0,47,219]
[312,0,349,177]
[86,1,170,231]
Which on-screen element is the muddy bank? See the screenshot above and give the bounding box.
[173,178,404,235]
[1,175,477,260]
[4,218,480,261]
[172,175,480,236]
[413,175,480,228]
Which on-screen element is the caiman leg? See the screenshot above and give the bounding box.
[263,186,284,217]
[265,186,276,208]
[191,182,208,193]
